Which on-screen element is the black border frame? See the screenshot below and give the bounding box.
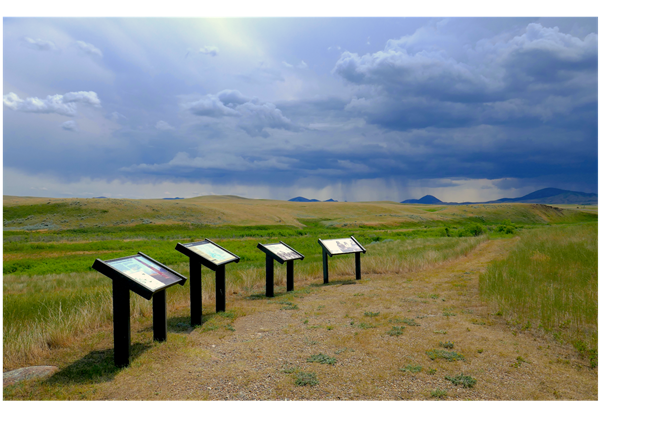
[318,236,367,257]
[175,238,241,271]
[92,252,187,300]
[257,241,305,264]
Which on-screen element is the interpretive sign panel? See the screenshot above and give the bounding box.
[105,255,182,292]
[265,243,302,261]
[184,240,238,266]
[257,242,304,297]
[175,239,241,325]
[258,242,303,263]
[318,236,366,284]
[319,237,365,256]
[92,252,187,367]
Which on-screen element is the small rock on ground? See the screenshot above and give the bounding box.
[3,366,59,388]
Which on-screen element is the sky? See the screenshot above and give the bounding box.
[3,17,598,202]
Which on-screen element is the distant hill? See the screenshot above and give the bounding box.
[401,195,443,204]
[324,199,338,202]
[163,197,184,200]
[288,197,320,202]
[487,188,597,205]
[401,188,597,205]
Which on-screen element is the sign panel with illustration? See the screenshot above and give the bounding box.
[106,255,183,291]
[320,237,364,255]
[263,243,302,261]
[185,240,238,266]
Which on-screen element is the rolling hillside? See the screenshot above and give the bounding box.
[3,195,597,232]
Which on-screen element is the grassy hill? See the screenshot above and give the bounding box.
[3,195,597,232]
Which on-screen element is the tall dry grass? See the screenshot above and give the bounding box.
[479,224,597,355]
[3,235,487,369]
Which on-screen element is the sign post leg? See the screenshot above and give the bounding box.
[355,252,361,280]
[190,258,202,327]
[216,265,226,312]
[287,260,294,292]
[266,255,274,297]
[112,281,131,367]
[322,247,329,284]
[152,289,167,342]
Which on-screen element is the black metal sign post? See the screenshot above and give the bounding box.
[175,239,240,327]
[92,252,187,368]
[322,245,329,284]
[318,236,367,284]
[257,241,305,297]
[112,279,130,367]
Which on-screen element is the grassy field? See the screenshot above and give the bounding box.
[3,195,598,399]
[479,223,598,366]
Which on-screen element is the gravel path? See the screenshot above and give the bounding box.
[93,239,597,401]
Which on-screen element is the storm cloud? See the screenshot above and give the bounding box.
[3,18,598,201]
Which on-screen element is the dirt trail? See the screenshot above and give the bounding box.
[93,238,597,400]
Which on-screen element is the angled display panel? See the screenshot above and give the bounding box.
[175,239,240,323]
[184,240,238,266]
[263,243,303,261]
[105,255,183,292]
[320,237,364,255]
[257,241,304,297]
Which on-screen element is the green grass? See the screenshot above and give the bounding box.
[294,371,319,386]
[445,374,477,388]
[306,353,337,365]
[4,228,490,369]
[387,326,405,336]
[399,364,423,373]
[426,349,465,362]
[389,317,420,326]
[3,221,488,276]
[3,200,597,372]
[479,223,598,361]
[430,388,447,398]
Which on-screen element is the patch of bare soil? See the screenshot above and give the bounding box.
[92,239,597,401]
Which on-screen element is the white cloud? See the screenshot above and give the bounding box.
[184,92,241,118]
[60,120,78,131]
[155,120,175,131]
[282,61,294,68]
[199,45,219,56]
[184,89,299,137]
[24,37,56,51]
[3,91,101,117]
[76,40,103,58]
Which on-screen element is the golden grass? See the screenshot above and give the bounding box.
[3,236,487,370]
[3,194,594,230]
[4,237,598,401]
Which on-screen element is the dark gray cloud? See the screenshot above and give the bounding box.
[333,22,597,130]
[2,18,598,200]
